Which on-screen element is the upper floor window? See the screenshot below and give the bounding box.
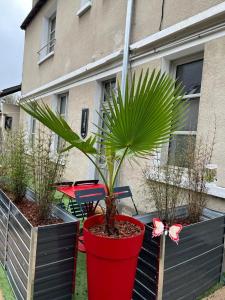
[168,56,203,167]
[77,0,92,17]
[48,14,56,54]
[38,12,56,64]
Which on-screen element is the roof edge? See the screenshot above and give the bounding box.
[21,0,47,30]
[0,85,21,98]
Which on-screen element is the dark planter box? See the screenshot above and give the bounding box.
[0,189,79,300]
[133,207,225,300]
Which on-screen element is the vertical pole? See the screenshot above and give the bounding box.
[3,201,11,268]
[157,233,166,300]
[27,228,38,300]
[121,0,134,99]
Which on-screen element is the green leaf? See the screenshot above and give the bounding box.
[20,100,97,155]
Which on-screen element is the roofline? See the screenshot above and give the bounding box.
[21,0,47,30]
[0,85,21,98]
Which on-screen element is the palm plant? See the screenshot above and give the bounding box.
[20,70,186,235]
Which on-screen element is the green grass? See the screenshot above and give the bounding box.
[0,265,15,300]
[74,252,87,300]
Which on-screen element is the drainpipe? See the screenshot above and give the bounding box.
[121,0,134,98]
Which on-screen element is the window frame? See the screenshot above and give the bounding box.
[161,52,204,166]
[30,116,36,146]
[56,93,68,152]
[95,78,116,180]
[47,13,56,54]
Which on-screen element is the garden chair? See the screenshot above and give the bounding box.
[113,186,139,216]
[56,179,100,216]
[75,187,106,252]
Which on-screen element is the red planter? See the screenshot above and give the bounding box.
[83,214,145,300]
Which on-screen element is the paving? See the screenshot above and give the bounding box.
[204,286,225,300]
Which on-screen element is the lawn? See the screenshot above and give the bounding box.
[0,265,14,300]
[74,252,87,300]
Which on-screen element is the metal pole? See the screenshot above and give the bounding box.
[121,0,134,98]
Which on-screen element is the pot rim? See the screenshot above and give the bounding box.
[83,214,145,240]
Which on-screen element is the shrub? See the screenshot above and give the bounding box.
[1,130,28,202]
[145,135,215,224]
[29,128,67,220]
[144,153,185,225]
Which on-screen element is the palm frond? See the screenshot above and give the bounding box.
[96,69,186,156]
[20,100,97,154]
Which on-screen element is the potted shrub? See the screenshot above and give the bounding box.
[133,137,225,300]
[20,69,186,300]
[0,129,79,300]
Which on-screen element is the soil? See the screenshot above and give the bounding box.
[2,190,63,227]
[89,220,142,238]
[16,199,63,227]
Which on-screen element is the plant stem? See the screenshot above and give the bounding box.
[112,147,129,190]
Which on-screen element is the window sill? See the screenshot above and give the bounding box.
[76,1,92,17]
[146,170,225,199]
[205,183,225,199]
[38,51,54,65]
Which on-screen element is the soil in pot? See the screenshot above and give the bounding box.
[89,220,142,238]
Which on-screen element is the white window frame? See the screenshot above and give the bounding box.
[77,0,92,17]
[161,52,204,166]
[47,13,56,54]
[30,116,36,146]
[55,93,68,152]
[95,78,117,180]
[38,11,57,64]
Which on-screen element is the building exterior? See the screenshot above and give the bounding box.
[20,0,225,213]
[0,85,21,145]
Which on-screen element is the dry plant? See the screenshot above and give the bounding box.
[185,135,215,223]
[29,128,67,220]
[144,131,215,225]
[144,152,185,225]
[0,130,29,202]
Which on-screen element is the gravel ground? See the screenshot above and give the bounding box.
[203,286,225,300]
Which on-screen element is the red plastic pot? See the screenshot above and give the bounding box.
[83,214,145,300]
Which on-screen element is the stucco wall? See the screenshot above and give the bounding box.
[22,0,225,94]
[197,36,225,187]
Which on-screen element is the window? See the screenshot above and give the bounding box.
[168,57,203,167]
[30,117,36,146]
[56,93,68,152]
[77,0,92,17]
[96,79,116,179]
[38,12,56,63]
[47,14,56,54]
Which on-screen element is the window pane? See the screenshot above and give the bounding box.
[179,97,199,131]
[59,96,67,115]
[168,134,196,167]
[50,16,56,32]
[176,59,203,95]
[103,80,116,102]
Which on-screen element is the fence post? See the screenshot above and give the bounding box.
[157,233,166,300]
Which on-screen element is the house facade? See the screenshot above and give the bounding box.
[20,0,225,213]
[0,85,21,147]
